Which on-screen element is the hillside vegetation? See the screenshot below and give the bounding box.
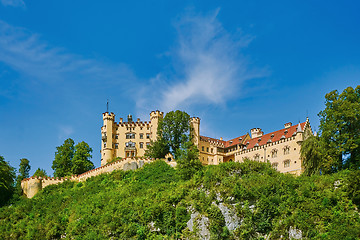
[1,160,360,239]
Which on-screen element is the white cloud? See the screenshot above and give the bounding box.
[1,0,25,8]
[137,9,266,113]
[0,20,134,87]
[58,125,74,141]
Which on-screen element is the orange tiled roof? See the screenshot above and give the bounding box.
[200,134,248,148]
[223,134,248,148]
[200,136,226,145]
[244,122,306,150]
[199,122,307,150]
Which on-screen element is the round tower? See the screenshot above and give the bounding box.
[150,110,164,141]
[101,112,115,166]
[190,117,200,147]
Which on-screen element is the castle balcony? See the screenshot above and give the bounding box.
[102,133,107,141]
[124,146,137,151]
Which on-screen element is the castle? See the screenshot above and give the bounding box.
[21,110,312,198]
[101,111,313,175]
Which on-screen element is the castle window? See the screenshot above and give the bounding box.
[140,142,144,148]
[140,133,144,139]
[271,149,278,158]
[115,134,119,139]
[146,133,150,139]
[284,159,290,168]
[146,142,150,147]
[115,143,119,149]
[126,133,135,139]
[283,146,290,155]
[202,146,204,151]
[211,148,213,153]
[125,141,135,147]
[206,147,209,152]
[254,154,260,161]
[272,162,278,169]
[104,143,106,148]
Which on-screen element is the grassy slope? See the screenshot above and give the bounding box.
[0,160,359,239]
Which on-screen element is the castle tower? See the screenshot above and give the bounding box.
[150,110,164,141]
[190,117,200,147]
[250,128,263,139]
[101,112,115,166]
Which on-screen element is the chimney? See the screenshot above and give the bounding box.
[220,137,223,141]
[119,118,123,123]
[250,128,263,139]
[284,122,292,129]
[137,118,140,122]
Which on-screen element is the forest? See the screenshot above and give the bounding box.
[0,160,360,239]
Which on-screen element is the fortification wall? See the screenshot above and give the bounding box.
[21,157,158,198]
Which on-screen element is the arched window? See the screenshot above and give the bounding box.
[254,154,260,161]
[283,146,290,155]
[271,149,278,158]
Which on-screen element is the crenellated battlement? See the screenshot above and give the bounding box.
[21,157,171,198]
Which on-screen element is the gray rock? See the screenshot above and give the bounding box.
[217,202,241,231]
[289,226,302,239]
[130,161,138,170]
[123,163,131,171]
[138,160,144,168]
[187,211,210,240]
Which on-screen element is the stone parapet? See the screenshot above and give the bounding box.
[21,157,159,198]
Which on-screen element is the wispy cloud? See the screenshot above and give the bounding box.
[58,125,74,141]
[137,9,266,113]
[0,20,134,87]
[1,0,25,8]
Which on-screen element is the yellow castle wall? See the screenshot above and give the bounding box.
[234,130,306,175]
[101,111,163,166]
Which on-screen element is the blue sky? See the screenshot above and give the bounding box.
[0,0,359,176]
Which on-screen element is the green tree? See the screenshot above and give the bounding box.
[0,156,15,206]
[18,158,31,179]
[146,110,191,159]
[145,136,170,159]
[15,158,31,196]
[161,110,191,158]
[318,85,360,171]
[300,136,324,176]
[71,141,94,175]
[52,138,75,177]
[33,168,48,178]
[176,140,202,180]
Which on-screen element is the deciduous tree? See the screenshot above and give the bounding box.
[300,136,324,175]
[52,138,75,177]
[176,140,202,180]
[318,85,360,171]
[15,158,31,196]
[33,168,48,178]
[146,110,191,159]
[0,156,15,206]
[71,141,94,175]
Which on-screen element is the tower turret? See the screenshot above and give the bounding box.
[150,110,164,141]
[101,112,115,166]
[190,117,200,147]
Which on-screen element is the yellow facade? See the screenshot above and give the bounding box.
[100,111,163,166]
[102,111,313,175]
